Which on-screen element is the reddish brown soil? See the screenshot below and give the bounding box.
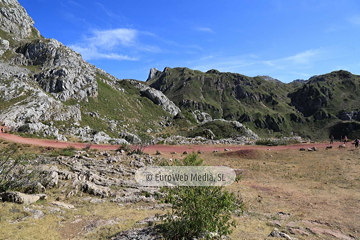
[0,132,350,153]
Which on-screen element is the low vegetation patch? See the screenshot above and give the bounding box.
[158,153,244,239]
[50,146,76,157]
[188,120,246,139]
[255,138,300,146]
[0,145,38,192]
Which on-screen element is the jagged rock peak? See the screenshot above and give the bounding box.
[146,68,162,81]
[0,0,40,39]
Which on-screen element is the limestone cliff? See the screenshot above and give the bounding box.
[0,0,175,142]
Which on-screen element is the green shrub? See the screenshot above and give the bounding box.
[157,153,244,239]
[18,124,30,133]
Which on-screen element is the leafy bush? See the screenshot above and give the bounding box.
[158,153,244,239]
[18,124,30,133]
[129,134,152,155]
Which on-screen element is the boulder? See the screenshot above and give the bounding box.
[192,110,212,123]
[44,170,59,189]
[0,38,9,55]
[0,191,47,204]
[81,181,110,198]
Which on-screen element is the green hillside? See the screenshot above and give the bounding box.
[147,67,360,140]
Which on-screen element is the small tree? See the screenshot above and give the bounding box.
[130,133,152,155]
[158,153,244,239]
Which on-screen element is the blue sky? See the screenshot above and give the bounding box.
[19,0,360,83]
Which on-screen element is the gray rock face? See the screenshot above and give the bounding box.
[0,37,9,55]
[0,0,40,39]
[127,80,180,116]
[15,39,98,101]
[142,87,180,116]
[192,110,212,123]
[146,68,162,81]
[0,0,170,142]
[213,119,259,140]
[0,72,82,136]
[120,131,142,144]
[81,181,110,198]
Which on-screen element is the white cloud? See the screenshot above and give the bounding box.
[285,49,321,64]
[194,27,215,33]
[69,28,160,61]
[263,49,321,69]
[70,45,138,61]
[88,28,138,49]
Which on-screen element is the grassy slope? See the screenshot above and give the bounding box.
[147,67,302,137]
[148,68,360,140]
[63,74,170,138]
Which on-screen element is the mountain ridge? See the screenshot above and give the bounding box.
[1,0,359,142]
[0,0,181,143]
[146,67,360,139]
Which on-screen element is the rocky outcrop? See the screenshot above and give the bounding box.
[192,110,212,123]
[290,84,331,117]
[0,37,9,55]
[0,0,40,39]
[146,68,162,81]
[141,87,181,116]
[127,80,181,116]
[14,38,98,101]
[338,111,360,121]
[111,227,161,240]
[1,191,47,204]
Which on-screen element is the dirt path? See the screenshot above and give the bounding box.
[0,132,346,153]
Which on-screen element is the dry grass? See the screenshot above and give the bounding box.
[0,195,163,240]
[1,142,359,239]
[204,148,360,239]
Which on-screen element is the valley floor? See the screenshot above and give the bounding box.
[0,134,359,239]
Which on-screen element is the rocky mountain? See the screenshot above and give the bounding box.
[0,0,182,143]
[0,0,261,144]
[1,0,359,142]
[147,67,360,139]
